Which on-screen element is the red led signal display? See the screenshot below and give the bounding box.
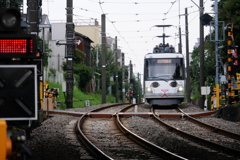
[0,34,37,58]
[0,39,33,53]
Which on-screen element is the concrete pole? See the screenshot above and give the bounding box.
[214,0,220,108]
[115,36,118,103]
[137,72,140,103]
[199,0,205,108]
[122,53,125,102]
[185,8,191,103]
[101,14,106,104]
[65,0,74,108]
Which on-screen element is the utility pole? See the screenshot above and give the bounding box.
[178,0,182,53]
[130,60,133,85]
[137,72,140,103]
[199,0,205,108]
[28,0,42,33]
[115,36,118,103]
[185,8,191,103]
[178,27,182,53]
[122,53,125,103]
[101,14,106,104]
[214,0,220,107]
[65,0,74,108]
[130,60,133,102]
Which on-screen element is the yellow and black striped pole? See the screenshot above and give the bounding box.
[226,24,235,105]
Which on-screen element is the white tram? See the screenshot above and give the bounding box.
[143,44,185,106]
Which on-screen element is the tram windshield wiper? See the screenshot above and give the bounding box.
[149,77,168,82]
[167,78,177,82]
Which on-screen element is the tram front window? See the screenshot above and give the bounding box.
[146,58,183,80]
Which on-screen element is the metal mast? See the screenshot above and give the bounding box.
[66,0,75,108]
[199,0,205,108]
[214,0,221,107]
[122,53,125,102]
[101,14,106,103]
[185,8,191,103]
[115,36,118,103]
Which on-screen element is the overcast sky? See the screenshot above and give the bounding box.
[24,0,214,75]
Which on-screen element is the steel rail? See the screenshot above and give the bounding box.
[115,105,187,160]
[152,110,240,158]
[76,113,113,160]
[75,103,134,159]
[177,107,240,141]
[90,103,129,112]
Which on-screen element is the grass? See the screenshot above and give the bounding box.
[49,82,117,109]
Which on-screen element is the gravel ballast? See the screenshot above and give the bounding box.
[25,103,240,159]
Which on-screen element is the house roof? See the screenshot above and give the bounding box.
[75,32,93,43]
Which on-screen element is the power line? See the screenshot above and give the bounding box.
[72,0,213,74]
[89,0,172,4]
[98,0,142,67]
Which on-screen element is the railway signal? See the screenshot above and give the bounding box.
[0,8,40,59]
[0,8,21,34]
[0,7,40,121]
[200,13,212,25]
[0,65,38,120]
[0,3,42,160]
[0,34,39,59]
[226,24,238,105]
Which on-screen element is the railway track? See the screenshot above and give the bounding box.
[152,108,240,158]
[75,103,186,159]
[177,107,240,141]
[28,103,240,159]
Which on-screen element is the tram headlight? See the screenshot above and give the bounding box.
[178,85,184,92]
[146,87,152,93]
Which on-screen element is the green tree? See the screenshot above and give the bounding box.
[62,49,93,92]
[218,0,240,73]
[74,63,93,92]
[218,0,240,32]
[189,47,200,100]
[0,0,19,8]
[91,45,115,94]
[132,74,143,103]
[42,41,52,67]
[189,0,240,101]
[115,67,131,102]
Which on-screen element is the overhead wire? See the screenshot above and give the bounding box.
[100,0,188,66]
[71,2,199,37]
[98,0,141,65]
[73,0,211,70]
[89,0,172,4]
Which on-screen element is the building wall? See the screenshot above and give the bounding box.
[75,25,100,47]
[39,14,51,43]
[51,23,65,41]
[48,23,66,72]
[48,41,65,72]
[75,34,92,66]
